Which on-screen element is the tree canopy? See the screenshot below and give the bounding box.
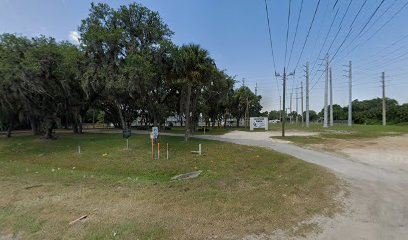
[0,2,263,139]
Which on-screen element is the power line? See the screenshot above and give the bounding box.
[339,1,408,62]
[263,0,281,109]
[329,0,368,62]
[293,0,321,72]
[332,0,386,62]
[310,0,353,84]
[310,3,341,73]
[324,0,354,58]
[284,0,292,68]
[263,0,277,72]
[287,0,304,69]
[355,0,386,40]
[359,0,399,39]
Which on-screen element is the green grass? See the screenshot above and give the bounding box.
[0,133,339,239]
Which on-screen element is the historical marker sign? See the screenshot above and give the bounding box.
[250,117,268,131]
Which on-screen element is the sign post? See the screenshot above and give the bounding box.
[151,127,159,159]
[157,143,160,160]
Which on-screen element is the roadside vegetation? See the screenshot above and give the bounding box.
[0,134,339,239]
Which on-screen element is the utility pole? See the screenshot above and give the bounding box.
[324,54,329,128]
[255,82,258,95]
[382,72,386,126]
[276,68,294,137]
[290,92,293,124]
[329,67,333,127]
[348,61,352,127]
[306,62,310,127]
[245,96,250,128]
[296,87,299,124]
[301,81,304,125]
[279,96,282,121]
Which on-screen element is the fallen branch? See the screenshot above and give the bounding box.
[69,215,87,225]
[24,184,43,190]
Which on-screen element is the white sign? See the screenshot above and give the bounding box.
[250,117,268,131]
[152,127,159,139]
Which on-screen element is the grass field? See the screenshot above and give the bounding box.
[0,133,339,239]
[270,124,408,144]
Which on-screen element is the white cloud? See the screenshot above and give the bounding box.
[69,31,80,44]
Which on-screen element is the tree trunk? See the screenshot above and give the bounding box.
[237,117,240,127]
[78,115,83,134]
[30,117,39,135]
[6,119,12,138]
[44,118,55,139]
[115,100,126,130]
[72,121,78,134]
[184,84,192,141]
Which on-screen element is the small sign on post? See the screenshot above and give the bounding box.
[123,129,131,150]
[152,127,159,141]
[151,127,159,159]
[122,129,131,138]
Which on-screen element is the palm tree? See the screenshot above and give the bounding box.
[173,44,214,141]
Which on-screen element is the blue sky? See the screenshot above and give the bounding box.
[1,0,408,112]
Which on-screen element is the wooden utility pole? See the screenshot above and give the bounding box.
[330,67,333,127]
[306,62,310,127]
[279,96,282,121]
[276,68,294,137]
[324,54,329,128]
[348,61,352,127]
[382,72,386,126]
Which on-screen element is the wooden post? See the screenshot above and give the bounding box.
[151,138,154,159]
[167,143,169,160]
[158,143,160,160]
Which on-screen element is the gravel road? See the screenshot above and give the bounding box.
[194,131,408,240]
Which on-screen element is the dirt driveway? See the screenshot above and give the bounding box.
[196,131,408,239]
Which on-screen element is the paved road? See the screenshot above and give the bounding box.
[193,132,408,240]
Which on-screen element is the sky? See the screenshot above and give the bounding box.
[1,0,408,113]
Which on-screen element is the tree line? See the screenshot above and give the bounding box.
[320,98,408,125]
[262,98,408,125]
[0,2,262,140]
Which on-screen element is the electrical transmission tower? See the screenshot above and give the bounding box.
[343,61,352,127]
[324,54,329,128]
[305,62,310,127]
[329,67,333,127]
[382,72,386,126]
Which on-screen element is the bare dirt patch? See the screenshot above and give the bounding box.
[308,134,408,173]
